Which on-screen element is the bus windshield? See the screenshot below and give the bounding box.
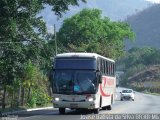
[52,70,97,94]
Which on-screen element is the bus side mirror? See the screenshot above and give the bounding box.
[99,74,102,84]
[96,70,102,84]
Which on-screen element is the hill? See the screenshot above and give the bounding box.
[40,0,152,31]
[128,65,160,93]
[126,4,160,49]
[117,47,160,93]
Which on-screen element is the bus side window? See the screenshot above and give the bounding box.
[108,62,110,76]
[100,59,103,73]
[106,61,108,75]
[100,59,102,73]
[104,60,106,74]
[97,58,100,71]
[111,63,113,76]
[113,63,115,76]
[110,63,112,76]
[102,59,105,74]
[108,62,112,76]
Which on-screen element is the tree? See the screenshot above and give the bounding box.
[58,8,135,59]
[117,47,160,87]
[22,60,50,107]
[0,0,86,109]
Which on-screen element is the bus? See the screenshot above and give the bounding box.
[49,53,116,114]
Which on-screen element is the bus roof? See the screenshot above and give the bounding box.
[55,53,115,63]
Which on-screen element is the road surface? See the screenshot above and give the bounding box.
[7,88,160,120]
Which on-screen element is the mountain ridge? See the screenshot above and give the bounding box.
[126,4,160,49]
[40,0,152,32]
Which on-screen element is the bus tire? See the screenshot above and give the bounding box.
[93,108,99,114]
[106,105,112,110]
[59,108,65,114]
[93,97,101,114]
[102,106,107,110]
[100,97,102,108]
[106,95,113,110]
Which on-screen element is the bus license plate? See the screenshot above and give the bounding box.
[70,103,78,108]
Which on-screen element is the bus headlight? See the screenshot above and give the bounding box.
[88,98,94,102]
[55,97,60,101]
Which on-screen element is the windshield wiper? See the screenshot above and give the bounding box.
[74,91,94,95]
[58,91,73,95]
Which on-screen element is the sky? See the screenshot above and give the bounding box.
[41,0,159,33]
[145,0,160,3]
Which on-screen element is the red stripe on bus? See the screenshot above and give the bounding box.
[103,76,114,86]
[100,77,111,97]
[100,84,111,97]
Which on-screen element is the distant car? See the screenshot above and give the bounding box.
[120,89,135,101]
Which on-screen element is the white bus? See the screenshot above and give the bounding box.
[49,53,116,114]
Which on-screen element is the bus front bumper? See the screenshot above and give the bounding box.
[53,101,98,109]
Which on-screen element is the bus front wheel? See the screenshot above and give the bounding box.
[59,108,65,114]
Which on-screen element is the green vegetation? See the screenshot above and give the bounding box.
[0,1,134,111]
[0,0,86,110]
[58,8,135,59]
[127,4,160,49]
[117,47,160,93]
[143,91,160,96]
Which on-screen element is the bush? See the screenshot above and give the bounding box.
[27,89,51,107]
[35,91,51,106]
[27,97,36,108]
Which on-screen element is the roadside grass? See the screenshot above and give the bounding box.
[143,91,160,96]
[0,103,53,113]
[33,103,53,109]
[121,85,160,96]
[0,107,26,113]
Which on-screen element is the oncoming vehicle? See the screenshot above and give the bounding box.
[120,89,135,101]
[49,53,116,114]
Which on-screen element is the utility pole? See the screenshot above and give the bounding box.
[54,24,57,55]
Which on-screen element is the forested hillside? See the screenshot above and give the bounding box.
[128,65,160,93]
[126,4,160,49]
[41,0,151,30]
[117,47,160,93]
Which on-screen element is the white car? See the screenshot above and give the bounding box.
[120,89,135,101]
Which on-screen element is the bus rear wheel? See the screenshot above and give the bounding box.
[93,108,99,114]
[102,106,107,110]
[59,108,65,114]
[106,105,112,110]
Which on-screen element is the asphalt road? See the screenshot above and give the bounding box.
[9,88,160,120]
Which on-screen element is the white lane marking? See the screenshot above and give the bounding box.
[26,107,53,112]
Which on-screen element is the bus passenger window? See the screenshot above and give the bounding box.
[108,63,110,75]
[106,61,108,75]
